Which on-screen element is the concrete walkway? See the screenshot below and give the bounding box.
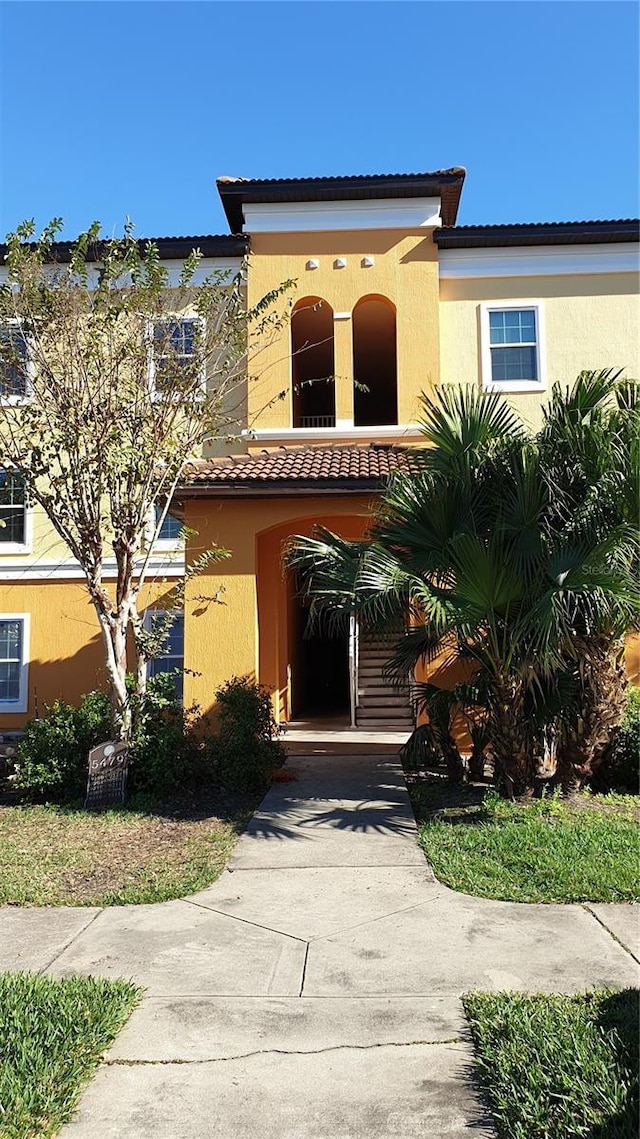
[2,754,639,1138]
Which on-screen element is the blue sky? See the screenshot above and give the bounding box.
[0,1,638,239]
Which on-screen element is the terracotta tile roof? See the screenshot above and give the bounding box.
[180,444,421,497]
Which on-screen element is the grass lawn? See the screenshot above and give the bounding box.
[410,781,639,903]
[463,988,639,1139]
[0,794,258,906]
[0,972,140,1139]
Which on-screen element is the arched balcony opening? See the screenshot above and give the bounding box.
[352,296,398,427]
[291,297,336,429]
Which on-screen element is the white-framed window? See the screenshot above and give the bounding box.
[0,614,29,713]
[0,471,32,553]
[0,321,33,403]
[480,301,546,392]
[150,317,205,397]
[154,505,183,544]
[145,609,184,702]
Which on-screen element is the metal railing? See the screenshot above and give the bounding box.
[297,415,336,429]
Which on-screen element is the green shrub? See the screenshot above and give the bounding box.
[16,689,111,801]
[213,676,284,793]
[128,673,208,797]
[593,686,640,793]
[16,675,212,804]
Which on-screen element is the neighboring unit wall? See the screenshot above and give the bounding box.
[0,577,180,731]
[439,267,640,429]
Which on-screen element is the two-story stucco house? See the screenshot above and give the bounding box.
[1,168,638,732]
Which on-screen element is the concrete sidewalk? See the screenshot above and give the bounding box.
[2,754,638,1138]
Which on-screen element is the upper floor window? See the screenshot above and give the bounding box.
[480,302,545,392]
[0,323,30,402]
[0,615,29,712]
[353,296,397,427]
[0,472,28,549]
[291,297,336,429]
[151,318,205,395]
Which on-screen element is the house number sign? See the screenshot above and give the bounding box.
[84,740,130,808]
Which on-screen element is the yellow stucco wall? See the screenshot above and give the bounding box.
[439,272,640,429]
[0,577,176,730]
[246,230,441,430]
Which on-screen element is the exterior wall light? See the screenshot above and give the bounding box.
[361,256,374,267]
[306,259,319,270]
[333,258,347,269]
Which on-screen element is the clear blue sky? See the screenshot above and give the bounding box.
[1,1,638,239]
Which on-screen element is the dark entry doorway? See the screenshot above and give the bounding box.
[290,593,350,719]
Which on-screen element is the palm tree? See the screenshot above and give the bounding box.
[537,370,640,788]
[286,378,639,797]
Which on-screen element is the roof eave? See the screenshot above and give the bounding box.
[217,169,466,232]
[177,479,387,499]
[434,220,640,249]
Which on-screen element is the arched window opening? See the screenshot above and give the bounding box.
[352,296,397,427]
[291,297,335,429]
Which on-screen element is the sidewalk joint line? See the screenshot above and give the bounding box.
[581,904,640,965]
[298,943,310,997]
[309,893,443,944]
[183,899,308,944]
[37,908,104,975]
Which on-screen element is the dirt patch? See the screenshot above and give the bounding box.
[0,793,259,906]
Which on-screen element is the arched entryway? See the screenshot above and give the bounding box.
[256,512,369,724]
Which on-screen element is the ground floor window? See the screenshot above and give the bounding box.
[0,614,29,712]
[145,610,184,701]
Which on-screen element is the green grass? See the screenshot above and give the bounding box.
[463,989,639,1139]
[412,785,639,903]
[0,799,256,906]
[0,972,141,1138]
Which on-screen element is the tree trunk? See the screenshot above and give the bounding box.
[557,635,628,792]
[95,606,131,741]
[490,675,537,798]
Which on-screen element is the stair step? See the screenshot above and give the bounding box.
[355,719,414,729]
[357,693,411,704]
[356,710,414,722]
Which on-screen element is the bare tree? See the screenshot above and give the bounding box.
[0,219,292,738]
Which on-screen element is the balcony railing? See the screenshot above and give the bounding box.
[297,415,336,429]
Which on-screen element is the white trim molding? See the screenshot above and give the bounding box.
[439,242,639,280]
[480,300,547,394]
[242,424,425,444]
[0,554,185,583]
[0,612,30,714]
[0,258,243,292]
[243,197,442,233]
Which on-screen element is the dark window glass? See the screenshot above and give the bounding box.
[154,506,182,542]
[0,473,26,544]
[0,327,28,398]
[0,620,22,701]
[147,611,184,701]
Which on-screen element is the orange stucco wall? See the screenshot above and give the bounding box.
[246,230,441,431]
[183,493,640,725]
[183,495,374,720]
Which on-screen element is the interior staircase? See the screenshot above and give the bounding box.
[355,631,415,730]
